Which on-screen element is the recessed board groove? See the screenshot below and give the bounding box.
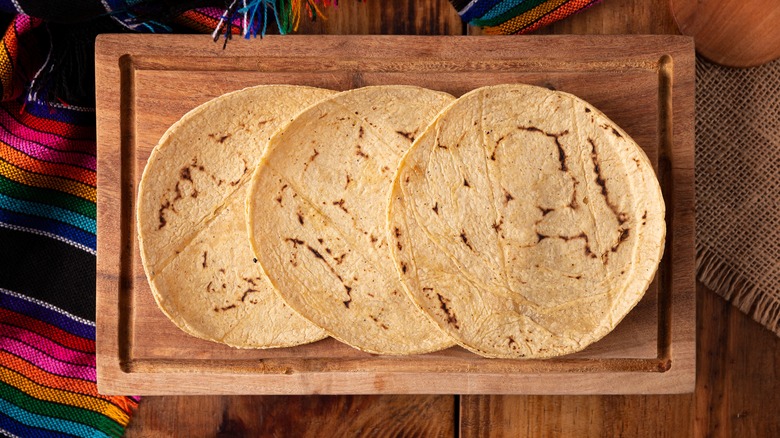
[96,35,695,395]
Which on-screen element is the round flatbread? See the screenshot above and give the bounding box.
[247,86,456,354]
[387,84,666,359]
[137,85,334,348]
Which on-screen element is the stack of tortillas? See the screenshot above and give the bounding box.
[137,83,665,358]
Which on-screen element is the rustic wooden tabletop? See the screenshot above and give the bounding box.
[124,0,780,436]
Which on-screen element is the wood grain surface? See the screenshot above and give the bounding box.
[122,0,780,436]
[671,0,780,67]
[125,395,455,438]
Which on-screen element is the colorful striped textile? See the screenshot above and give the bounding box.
[0,1,346,436]
[450,0,604,34]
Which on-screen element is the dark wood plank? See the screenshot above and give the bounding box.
[297,0,464,35]
[696,284,780,436]
[461,394,693,437]
[125,395,455,437]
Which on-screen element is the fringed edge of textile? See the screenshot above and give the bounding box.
[212,0,351,46]
[697,244,780,337]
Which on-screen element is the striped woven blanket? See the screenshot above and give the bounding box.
[450,0,603,33]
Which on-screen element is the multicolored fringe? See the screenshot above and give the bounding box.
[451,0,603,34]
[211,0,351,45]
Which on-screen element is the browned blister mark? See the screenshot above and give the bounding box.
[355,145,369,159]
[401,262,408,274]
[307,245,324,260]
[214,304,237,312]
[370,234,378,244]
[397,241,403,251]
[172,182,184,202]
[507,336,518,349]
[492,218,503,233]
[490,135,507,161]
[394,227,401,238]
[209,133,231,143]
[226,158,248,187]
[570,179,579,209]
[206,281,216,293]
[343,284,352,308]
[202,251,208,268]
[396,130,415,142]
[381,166,390,173]
[325,248,332,255]
[297,211,304,225]
[463,178,470,187]
[436,293,459,329]
[432,202,439,215]
[610,228,630,253]
[218,268,226,274]
[518,126,569,171]
[539,207,554,216]
[504,190,515,206]
[332,199,349,213]
[585,107,592,113]
[285,237,304,248]
[358,126,364,138]
[180,167,192,182]
[303,243,345,283]
[600,124,623,138]
[334,253,347,265]
[303,149,319,171]
[537,233,547,242]
[241,289,259,302]
[589,138,629,227]
[560,232,586,242]
[553,133,568,171]
[460,230,475,251]
[158,200,170,229]
[345,174,352,189]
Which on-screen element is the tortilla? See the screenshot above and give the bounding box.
[247,86,456,354]
[387,84,666,358]
[137,85,334,348]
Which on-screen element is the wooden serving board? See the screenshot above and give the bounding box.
[96,35,695,395]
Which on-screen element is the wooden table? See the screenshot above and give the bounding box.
[124,0,780,436]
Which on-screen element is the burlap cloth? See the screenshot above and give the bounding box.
[696,56,780,336]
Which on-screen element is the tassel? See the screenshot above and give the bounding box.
[213,0,357,45]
